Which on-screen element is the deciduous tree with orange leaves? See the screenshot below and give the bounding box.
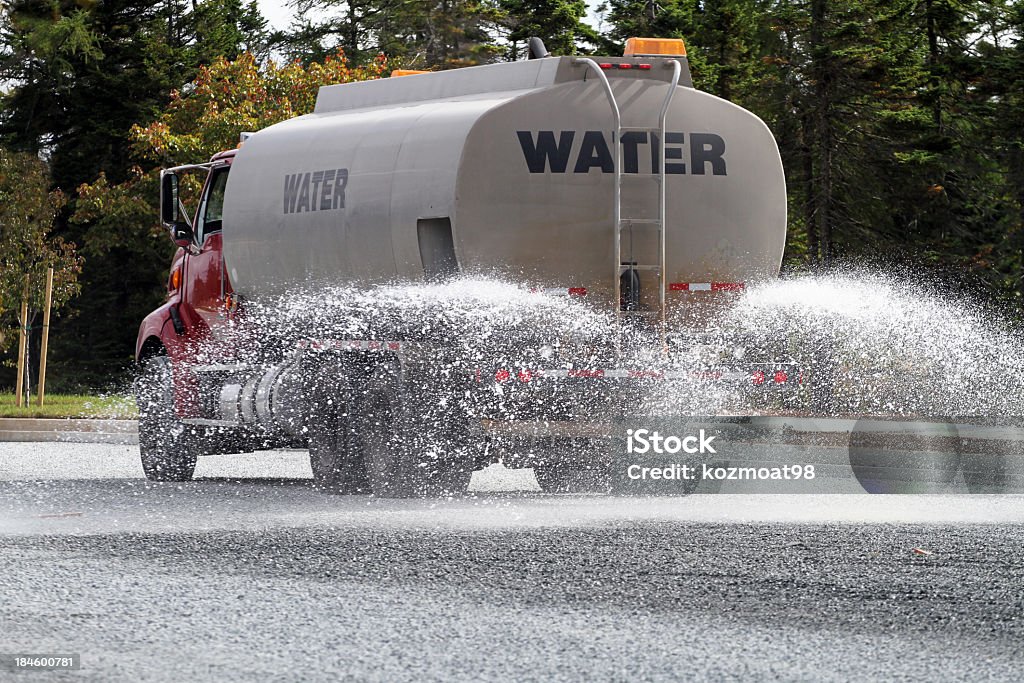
[75,50,387,242]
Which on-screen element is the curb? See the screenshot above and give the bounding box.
[0,418,139,445]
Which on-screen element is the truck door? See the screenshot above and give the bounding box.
[183,166,232,336]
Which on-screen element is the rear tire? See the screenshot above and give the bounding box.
[849,418,961,494]
[135,355,198,482]
[358,366,473,497]
[307,364,370,493]
[307,357,473,497]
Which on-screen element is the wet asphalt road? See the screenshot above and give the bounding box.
[1,444,1023,681]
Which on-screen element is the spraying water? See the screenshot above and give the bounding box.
[136,268,1024,427]
[720,272,1024,418]
[208,269,1024,421]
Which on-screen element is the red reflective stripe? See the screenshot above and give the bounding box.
[598,63,613,69]
[691,370,724,380]
[670,282,745,291]
[617,63,633,69]
[530,287,587,296]
[638,64,652,70]
[494,368,778,382]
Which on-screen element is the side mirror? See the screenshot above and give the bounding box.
[160,171,194,247]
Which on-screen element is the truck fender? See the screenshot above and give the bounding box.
[136,300,183,361]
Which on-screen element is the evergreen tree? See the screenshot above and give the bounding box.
[281,0,503,68]
[497,0,598,58]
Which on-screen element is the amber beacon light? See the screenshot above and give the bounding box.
[623,37,688,57]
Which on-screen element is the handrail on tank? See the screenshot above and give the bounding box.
[657,60,683,329]
[573,58,623,325]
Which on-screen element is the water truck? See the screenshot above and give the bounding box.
[135,38,789,495]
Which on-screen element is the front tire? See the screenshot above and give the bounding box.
[136,354,198,482]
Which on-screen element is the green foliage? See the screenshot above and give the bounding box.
[129,51,387,165]
[73,51,387,243]
[279,0,505,68]
[0,0,279,389]
[0,149,82,353]
[498,0,598,58]
[0,393,136,418]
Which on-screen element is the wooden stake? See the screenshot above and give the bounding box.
[37,267,54,407]
[15,274,28,408]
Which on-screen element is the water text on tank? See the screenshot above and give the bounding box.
[516,131,727,175]
[283,168,350,214]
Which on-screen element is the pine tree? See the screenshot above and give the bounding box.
[497,0,598,59]
[281,0,504,68]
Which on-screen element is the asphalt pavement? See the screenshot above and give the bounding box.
[1,443,1022,681]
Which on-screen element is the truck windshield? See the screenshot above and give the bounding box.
[196,167,229,243]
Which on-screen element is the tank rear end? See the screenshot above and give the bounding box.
[455,61,786,327]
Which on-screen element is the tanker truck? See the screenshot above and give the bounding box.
[135,38,789,495]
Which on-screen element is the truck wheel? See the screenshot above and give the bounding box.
[356,370,473,498]
[849,418,960,493]
[960,441,1011,493]
[135,355,198,482]
[306,359,472,497]
[307,366,370,493]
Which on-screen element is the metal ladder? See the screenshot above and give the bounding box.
[573,58,683,335]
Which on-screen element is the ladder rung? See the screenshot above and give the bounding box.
[619,310,660,317]
[620,126,654,132]
[620,174,662,183]
[620,219,661,226]
[620,264,660,271]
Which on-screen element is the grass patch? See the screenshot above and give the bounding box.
[0,394,137,419]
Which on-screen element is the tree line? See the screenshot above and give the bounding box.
[1,0,1023,391]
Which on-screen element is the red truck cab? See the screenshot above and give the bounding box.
[136,149,235,367]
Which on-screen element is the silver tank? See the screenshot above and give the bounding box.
[222,56,786,316]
